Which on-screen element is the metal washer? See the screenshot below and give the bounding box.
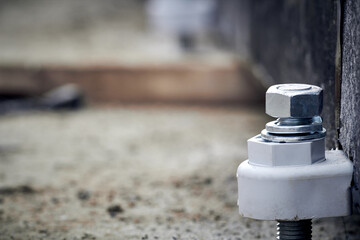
[261,128,326,143]
[265,120,323,134]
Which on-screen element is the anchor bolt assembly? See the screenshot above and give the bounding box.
[237,84,353,240]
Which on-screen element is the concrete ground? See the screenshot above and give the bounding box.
[0,106,359,239]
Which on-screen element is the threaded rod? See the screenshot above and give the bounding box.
[277,220,312,240]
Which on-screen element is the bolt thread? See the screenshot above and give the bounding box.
[277,220,312,240]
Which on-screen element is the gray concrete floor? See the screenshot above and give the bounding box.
[0,106,359,239]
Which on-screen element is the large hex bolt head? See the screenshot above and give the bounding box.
[266,84,323,118]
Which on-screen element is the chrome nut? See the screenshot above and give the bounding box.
[266,84,323,118]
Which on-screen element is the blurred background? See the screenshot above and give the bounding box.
[0,0,359,239]
[0,0,264,108]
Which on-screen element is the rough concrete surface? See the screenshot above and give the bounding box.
[340,0,360,211]
[0,107,359,239]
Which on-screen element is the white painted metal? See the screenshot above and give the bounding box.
[237,150,353,220]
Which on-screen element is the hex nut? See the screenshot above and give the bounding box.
[266,84,323,118]
[247,135,325,167]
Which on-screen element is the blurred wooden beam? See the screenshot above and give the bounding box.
[0,62,264,104]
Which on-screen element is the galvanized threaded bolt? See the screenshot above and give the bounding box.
[277,220,312,240]
[266,84,322,240]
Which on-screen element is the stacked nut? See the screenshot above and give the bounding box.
[262,84,325,142]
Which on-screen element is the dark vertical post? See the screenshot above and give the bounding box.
[340,0,360,213]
